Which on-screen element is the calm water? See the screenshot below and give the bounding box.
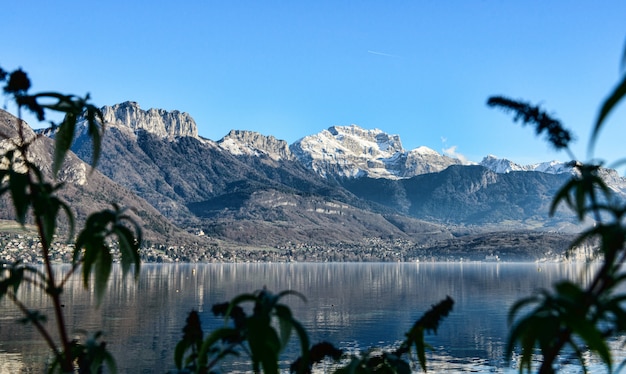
[0,262,613,373]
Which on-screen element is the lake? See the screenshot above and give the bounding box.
[0,262,615,373]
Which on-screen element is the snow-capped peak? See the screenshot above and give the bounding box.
[531,160,572,174]
[413,146,442,156]
[217,130,292,161]
[480,155,573,174]
[290,124,463,179]
[326,125,405,157]
[480,155,527,173]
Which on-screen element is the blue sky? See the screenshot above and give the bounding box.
[3,1,626,166]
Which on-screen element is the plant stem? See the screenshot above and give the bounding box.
[7,291,60,358]
[36,213,73,372]
[17,117,74,372]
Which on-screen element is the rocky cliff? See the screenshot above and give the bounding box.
[0,109,203,246]
[99,101,198,139]
[217,130,294,161]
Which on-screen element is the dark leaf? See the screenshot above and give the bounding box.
[414,295,454,334]
[84,104,104,170]
[53,112,77,177]
[93,249,113,305]
[15,95,45,121]
[182,310,203,345]
[197,327,241,370]
[113,225,140,276]
[592,73,626,153]
[275,304,294,350]
[487,96,573,149]
[4,69,31,94]
[569,318,612,371]
[8,170,29,225]
[284,313,311,373]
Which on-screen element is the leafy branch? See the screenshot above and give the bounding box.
[0,65,142,373]
[174,291,453,374]
[487,39,626,373]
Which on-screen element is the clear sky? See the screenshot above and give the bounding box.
[3,1,626,167]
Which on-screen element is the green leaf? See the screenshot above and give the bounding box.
[34,92,76,111]
[38,195,60,247]
[113,225,140,277]
[508,295,540,325]
[174,339,191,370]
[506,308,553,373]
[225,293,257,321]
[554,281,584,303]
[275,304,293,351]
[79,239,101,281]
[53,112,77,177]
[568,318,612,371]
[277,289,307,303]
[8,170,29,225]
[93,249,113,306]
[58,199,75,242]
[486,96,573,149]
[592,73,626,154]
[101,350,118,374]
[0,262,27,298]
[247,317,280,374]
[11,265,24,294]
[84,104,104,170]
[412,327,426,372]
[197,327,239,370]
[550,179,576,216]
[412,295,454,335]
[288,317,311,374]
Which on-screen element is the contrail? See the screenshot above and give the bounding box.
[367,50,399,58]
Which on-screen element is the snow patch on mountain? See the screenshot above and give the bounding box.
[532,160,573,174]
[217,130,293,161]
[480,155,626,193]
[480,155,574,174]
[290,125,464,179]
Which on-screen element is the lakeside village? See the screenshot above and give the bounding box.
[0,230,596,265]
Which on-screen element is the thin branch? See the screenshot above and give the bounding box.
[7,291,60,358]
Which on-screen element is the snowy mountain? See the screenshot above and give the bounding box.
[217,130,294,161]
[479,155,574,175]
[289,125,464,179]
[76,104,623,188]
[532,160,574,174]
[14,100,626,260]
[479,155,626,193]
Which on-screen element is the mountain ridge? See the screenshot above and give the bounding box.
[95,101,199,140]
[7,102,624,261]
[87,102,594,180]
[0,110,210,248]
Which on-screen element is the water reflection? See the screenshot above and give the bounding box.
[0,262,604,372]
[0,351,25,373]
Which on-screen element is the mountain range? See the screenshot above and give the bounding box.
[4,101,624,261]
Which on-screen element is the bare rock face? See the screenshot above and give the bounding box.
[217,130,294,161]
[100,101,198,139]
